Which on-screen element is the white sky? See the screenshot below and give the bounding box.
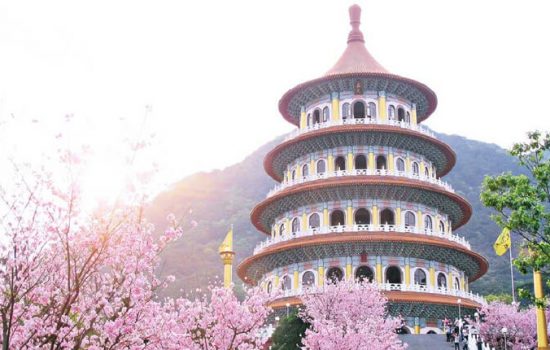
[0,0,549,203]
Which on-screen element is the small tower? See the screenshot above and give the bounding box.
[219,228,235,288]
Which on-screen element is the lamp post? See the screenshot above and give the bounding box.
[286,302,290,317]
[457,298,462,329]
[501,327,508,350]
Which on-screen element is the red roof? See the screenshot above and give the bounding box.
[325,4,388,76]
[278,4,437,125]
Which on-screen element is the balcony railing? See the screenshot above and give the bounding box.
[253,224,470,255]
[284,117,436,142]
[267,169,454,198]
[277,283,486,305]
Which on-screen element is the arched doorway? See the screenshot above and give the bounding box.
[330,210,345,226]
[335,156,346,171]
[354,208,371,225]
[355,154,367,170]
[302,271,315,287]
[380,209,395,225]
[353,101,365,118]
[326,267,344,284]
[355,266,374,283]
[397,107,405,122]
[386,266,402,284]
[308,213,320,230]
[376,155,387,170]
[313,109,321,124]
[437,272,447,288]
[414,269,427,286]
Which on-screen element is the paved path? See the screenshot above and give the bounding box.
[398,334,456,350]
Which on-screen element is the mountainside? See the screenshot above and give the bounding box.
[146,131,527,297]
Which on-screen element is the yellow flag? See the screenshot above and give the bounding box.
[493,227,511,256]
[219,228,233,253]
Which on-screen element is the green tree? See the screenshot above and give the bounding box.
[270,313,310,350]
[480,130,550,304]
[485,293,514,304]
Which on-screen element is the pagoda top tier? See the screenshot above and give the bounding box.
[279,4,438,126]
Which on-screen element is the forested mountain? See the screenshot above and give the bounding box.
[146,131,527,297]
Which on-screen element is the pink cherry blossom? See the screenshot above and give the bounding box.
[299,280,406,350]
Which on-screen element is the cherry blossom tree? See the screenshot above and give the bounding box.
[299,281,406,350]
[151,286,273,350]
[471,302,550,350]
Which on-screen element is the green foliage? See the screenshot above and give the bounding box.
[270,313,310,350]
[484,293,513,304]
[480,130,550,305]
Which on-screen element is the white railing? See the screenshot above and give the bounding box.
[278,283,486,305]
[284,117,436,142]
[267,169,454,198]
[253,224,470,255]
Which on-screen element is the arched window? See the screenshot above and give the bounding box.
[291,169,296,181]
[330,210,345,226]
[454,277,460,290]
[335,156,346,171]
[354,208,371,225]
[291,217,300,234]
[396,158,405,172]
[404,211,416,228]
[355,154,367,170]
[367,102,377,119]
[437,272,447,288]
[302,164,309,177]
[307,113,311,127]
[316,159,326,174]
[376,155,387,170]
[386,266,402,284]
[412,162,420,176]
[282,275,292,291]
[326,267,344,284]
[342,103,351,119]
[302,271,315,287]
[279,223,285,236]
[313,109,321,125]
[406,111,411,123]
[424,215,433,231]
[397,107,405,122]
[267,281,273,293]
[380,208,395,225]
[424,166,430,177]
[414,269,427,286]
[439,220,445,233]
[353,101,365,119]
[309,213,320,229]
[355,266,374,283]
[322,107,330,122]
[388,105,396,120]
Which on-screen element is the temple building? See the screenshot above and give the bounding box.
[237,4,488,334]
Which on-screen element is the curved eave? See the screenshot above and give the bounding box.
[237,232,488,284]
[251,176,471,233]
[269,292,481,310]
[264,125,456,181]
[278,73,438,126]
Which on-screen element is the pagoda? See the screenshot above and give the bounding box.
[237,4,488,334]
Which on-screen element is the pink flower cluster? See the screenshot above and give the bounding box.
[0,167,272,349]
[471,302,550,350]
[299,280,407,350]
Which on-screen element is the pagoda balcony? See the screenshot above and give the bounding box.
[284,118,435,142]
[275,283,486,306]
[253,224,470,255]
[267,169,454,198]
